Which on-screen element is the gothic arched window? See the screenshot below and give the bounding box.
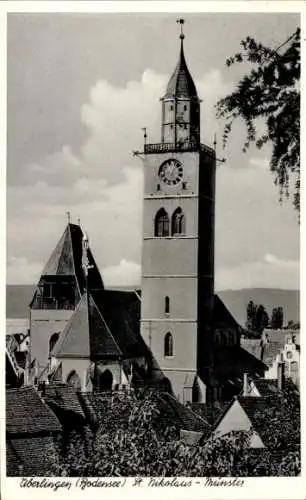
[165,296,170,314]
[67,370,81,392]
[171,207,185,235]
[49,333,59,354]
[155,208,170,237]
[164,332,173,357]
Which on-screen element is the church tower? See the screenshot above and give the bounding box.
[29,221,104,378]
[140,21,216,402]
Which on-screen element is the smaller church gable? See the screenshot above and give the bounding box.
[51,293,123,359]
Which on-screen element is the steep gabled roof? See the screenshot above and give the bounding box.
[91,289,146,358]
[51,293,121,358]
[6,386,62,435]
[51,293,91,357]
[210,395,273,443]
[39,223,103,294]
[164,39,198,99]
[51,289,147,360]
[212,294,244,333]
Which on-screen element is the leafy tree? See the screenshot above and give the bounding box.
[271,306,284,329]
[216,28,300,212]
[46,386,300,477]
[246,300,257,330]
[254,304,269,333]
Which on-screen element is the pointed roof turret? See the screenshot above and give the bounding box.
[164,20,198,100]
[41,223,104,294]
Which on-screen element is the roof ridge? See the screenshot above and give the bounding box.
[68,223,82,297]
[89,294,122,355]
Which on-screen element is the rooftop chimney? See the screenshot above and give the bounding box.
[277,361,285,391]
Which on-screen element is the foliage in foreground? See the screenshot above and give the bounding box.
[216,28,300,212]
[47,387,300,477]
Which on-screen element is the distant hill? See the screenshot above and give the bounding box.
[6,285,36,319]
[6,285,299,327]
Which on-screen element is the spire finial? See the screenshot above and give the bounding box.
[82,231,93,287]
[176,18,185,40]
[66,211,71,224]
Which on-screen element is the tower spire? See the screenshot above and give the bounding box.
[161,19,200,145]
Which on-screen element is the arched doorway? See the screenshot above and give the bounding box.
[66,370,81,392]
[98,369,113,392]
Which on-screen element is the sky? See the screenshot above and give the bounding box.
[6,11,300,290]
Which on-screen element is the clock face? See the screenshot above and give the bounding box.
[158,159,183,186]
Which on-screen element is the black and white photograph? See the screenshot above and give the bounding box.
[3,2,302,490]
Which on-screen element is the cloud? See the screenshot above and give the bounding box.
[102,259,141,288]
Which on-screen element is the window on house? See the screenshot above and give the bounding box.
[164,332,173,357]
[49,333,59,354]
[171,207,185,235]
[170,105,174,111]
[184,105,187,111]
[155,208,170,237]
[165,296,170,314]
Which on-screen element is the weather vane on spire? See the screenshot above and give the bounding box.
[176,18,185,40]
